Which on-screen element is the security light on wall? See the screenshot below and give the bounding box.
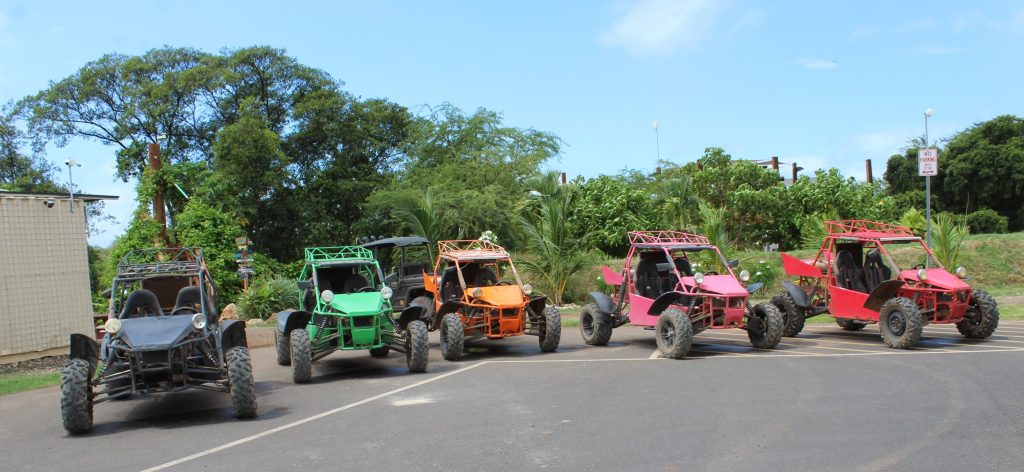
[44,199,55,208]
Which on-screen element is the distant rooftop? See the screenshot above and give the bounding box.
[0,190,119,201]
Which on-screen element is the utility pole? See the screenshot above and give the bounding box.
[924,108,933,251]
[148,142,167,244]
[652,120,660,161]
[64,159,81,212]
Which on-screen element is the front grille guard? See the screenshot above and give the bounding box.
[95,336,226,403]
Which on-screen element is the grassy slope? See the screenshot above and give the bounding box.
[0,372,60,396]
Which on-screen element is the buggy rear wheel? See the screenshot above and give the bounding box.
[878,297,923,349]
[771,292,806,337]
[655,308,693,359]
[60,358,94,434]
[226,347,257,419]
[957,289,999,339]
[747,302,783,349]
[580,303,612,346]
[836,318,867,331]
[538,306,561,352]
[275,330,291,366]
[406,320,429,372]
[290,329,313,383]
[440,313,464,361]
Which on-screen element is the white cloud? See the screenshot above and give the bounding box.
[795,58,838,70]
[600,0,729,54]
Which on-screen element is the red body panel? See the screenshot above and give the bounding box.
[828,286,877,320]
[781,252,823,278]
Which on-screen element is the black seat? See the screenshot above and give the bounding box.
[342,274,371,293]
[172,286,202,314]
[635,259,662,299]
[863,249,892,293]
[674,257,694,277]
[120,289,163,319]
[475,267,498,286]
[835,250,867,293]
[439,267,463,300]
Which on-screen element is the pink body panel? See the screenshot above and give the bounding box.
[900,269,971,291]
[781,252,823,278]
[601,266,623,286]
[829,286,877,320]
[683,275,748,297]
[627,293,658,327]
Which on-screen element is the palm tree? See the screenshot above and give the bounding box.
[518,172,589,305]
[930,213,968,268]
[697,202,734,272]
[660,174,700,230]
[392,187,451,261]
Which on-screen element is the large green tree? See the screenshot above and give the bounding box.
[935,115,1024,230]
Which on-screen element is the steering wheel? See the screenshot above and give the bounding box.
[913,264,925,270]
[170,306,198,316]
[357,286,377,293]
[496,281,512,286]
[704,271,719,276]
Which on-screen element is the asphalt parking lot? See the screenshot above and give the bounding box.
[2,321,1024,471]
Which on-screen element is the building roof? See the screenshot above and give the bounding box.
[0,190,119,201]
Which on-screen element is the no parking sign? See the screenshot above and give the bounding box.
[918,147,939,176]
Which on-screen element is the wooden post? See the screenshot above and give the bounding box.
[148,143,167,244]
[865,159,873,183]
[792,162,798,183]
[560,172,566,185]
[770,156,779,171]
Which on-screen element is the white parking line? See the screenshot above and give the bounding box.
[141,361,489,472]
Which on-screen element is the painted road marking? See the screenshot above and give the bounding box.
[142,344,1024,471]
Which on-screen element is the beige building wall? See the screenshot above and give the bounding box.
[0,196,95,359]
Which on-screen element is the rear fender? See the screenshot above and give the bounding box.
[601,266,623,286]
[588,291,615,314]
[745,282,764,294]
[863,280,907,312]
[277,309,312,334]
[431,300,463,330]
[781,252,823,278]
[397,305,428,330]
[221,320,248,350]
[781,280,812,308]
[69,334,99,368]
[649,292,687,316]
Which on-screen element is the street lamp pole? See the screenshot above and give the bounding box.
[924,108,933,253]
[65,159,81,213]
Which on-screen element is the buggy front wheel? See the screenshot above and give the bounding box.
[290,329,313,383]
[60,358,94,434]
[226,347,257,418]
[538,306,561,352]
[747,302,783,349]
[440,313,465,361]
[655,308,693,359]
[878,297,923,349]
[580,303,612,346]
[406,320,429,372]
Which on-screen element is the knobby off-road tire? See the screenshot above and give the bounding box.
[369,346,391,357]
[655,308,693,359]
[226,347,257,419]
[957,289,999,339]
[580,303,613,346]
[538,306,561,352]
[835,318,868,331]
[440,313,465,361]
[878,297,924,349]
[406,320,429,372]
[60,358,94,434]
[747,302,784,349]
[275,330,291,366]
[771,292,806,337]
[290,329,313,383]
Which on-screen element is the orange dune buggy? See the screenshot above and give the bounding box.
[418,240,560,360]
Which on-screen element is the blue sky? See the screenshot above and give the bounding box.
[1,0,1022,246]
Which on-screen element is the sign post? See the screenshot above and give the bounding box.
[919,146,938,266]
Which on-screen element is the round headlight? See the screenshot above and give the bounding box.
[694,272,705,285]
[739,270,750,282]
[917,269,929,281]
[104,318,121,335]
[321,289,334,303]
[522,284,533,295]
[381,286,394,299]
[471,287,484,298]
[191,313,207,330]
[955,266,967,278]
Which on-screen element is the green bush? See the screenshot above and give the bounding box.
[899,208,927,236]
[235,277,297,321]
[966,209,1009,234]
[744,259,777,296]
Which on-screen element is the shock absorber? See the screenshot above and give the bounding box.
[312,316,328,345]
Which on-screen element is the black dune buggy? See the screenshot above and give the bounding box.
[59,247,256,434]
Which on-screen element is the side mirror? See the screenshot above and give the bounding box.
[728,259,739,268]
[297,280,313,290]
